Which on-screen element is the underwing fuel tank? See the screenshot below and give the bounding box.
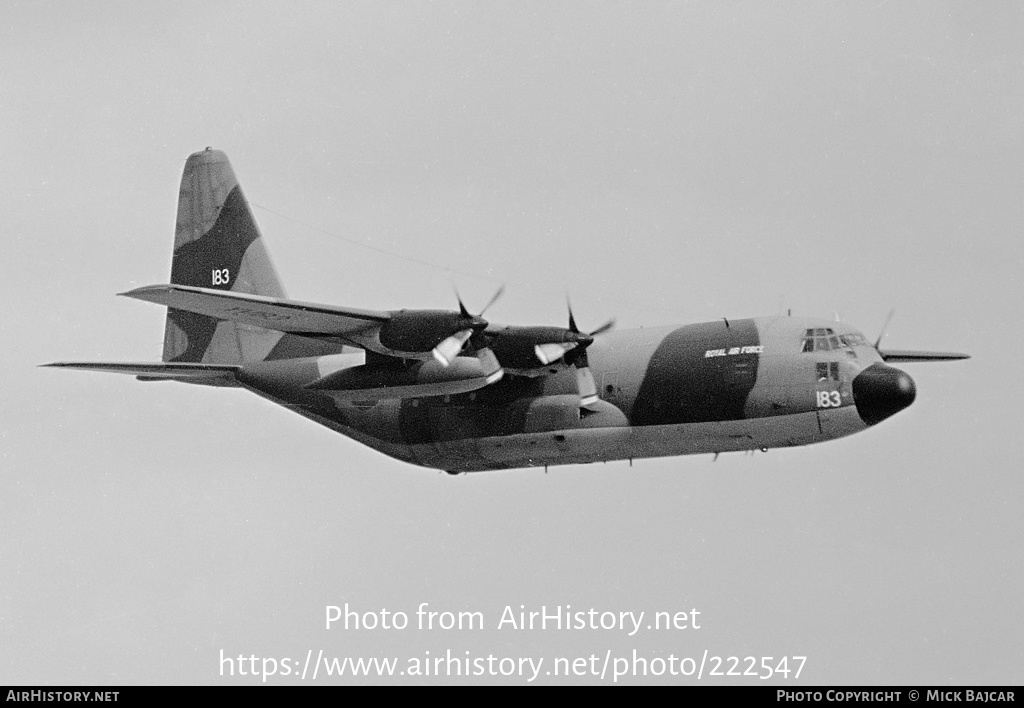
[305,356,494,400]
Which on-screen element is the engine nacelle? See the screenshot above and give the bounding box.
[487,325,586,370]
[378,310,486,354]
[305,356,492,400]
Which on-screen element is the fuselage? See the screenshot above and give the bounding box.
[232,315,916,473]
[48,149,949,473]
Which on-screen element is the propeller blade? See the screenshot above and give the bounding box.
[874,309,896,350]
[460,303,471,318]
[432,328,473,366]
[567,300,615,338]
[453,288,471,318]
[478,284,505,317]
[588,318,616,337]
[453,283,504,319]
[534,342,576,365]
[475,346,504,384]
[568,305,580,334]
[564,302,614,408]
[575,364,599,410]
[571,348,600,409]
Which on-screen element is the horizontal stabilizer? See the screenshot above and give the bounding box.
[122,284,390,337]
[42,361,239,381]
[879,349,970,363]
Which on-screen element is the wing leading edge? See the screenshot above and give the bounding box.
[41,361,240,382]
[122,284,390,349]
[879,349,971,363]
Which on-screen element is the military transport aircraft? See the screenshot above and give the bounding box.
[46,149,969,473]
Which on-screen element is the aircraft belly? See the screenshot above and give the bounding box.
[477,427,632,463]
[399,410,845,473]
[620,415,821,459]
[407,427,634,472]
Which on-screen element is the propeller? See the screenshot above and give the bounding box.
[873,308,896,351]
[561,303,615,410]
[431,328,474,366]
[432,285,505,385]
[534,341,576,366]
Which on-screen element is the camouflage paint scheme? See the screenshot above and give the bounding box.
[232,317,880,472]
[47,150,962,474]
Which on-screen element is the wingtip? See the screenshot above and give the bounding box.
[119,284,157,296]
[119,284,177,301]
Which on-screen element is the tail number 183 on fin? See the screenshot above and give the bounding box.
[212,268,230,286]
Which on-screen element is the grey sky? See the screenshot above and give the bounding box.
[2,1,1021,684]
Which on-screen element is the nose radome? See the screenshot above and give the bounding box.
[852,364,916,426]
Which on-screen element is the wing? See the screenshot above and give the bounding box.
[121,284,391,351]
[41,361,239,383]
[879,349,970,363]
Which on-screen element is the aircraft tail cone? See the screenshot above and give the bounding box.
[853,363,916,426]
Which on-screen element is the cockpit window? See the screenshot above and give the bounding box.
[801,328,866,353]
[802,327,835,352]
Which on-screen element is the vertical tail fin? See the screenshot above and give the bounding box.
[162,149,290,363]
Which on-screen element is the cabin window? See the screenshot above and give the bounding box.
[816,361,841,382]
